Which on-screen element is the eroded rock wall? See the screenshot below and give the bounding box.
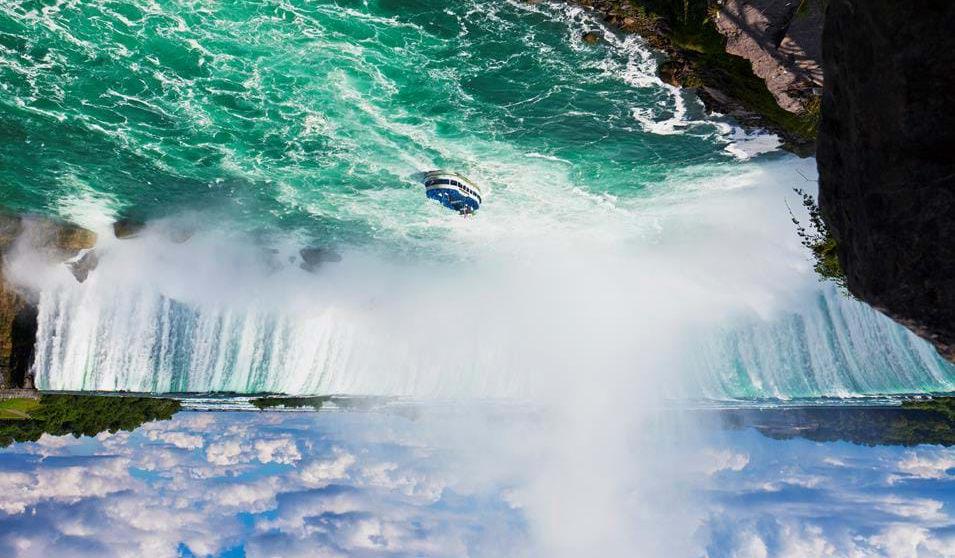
[818,0,955,361]
[0,213,28,389]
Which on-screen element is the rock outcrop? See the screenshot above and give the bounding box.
[714,0,824,114]
[67,250,99,283]
[567,0,823,152]
[19,217,97,261]
[0,213,31,390]
[113,218,146,239]
[300,247,343,272]
[818,1,955,362]
[0,213,97,388]
[581,30,602,45]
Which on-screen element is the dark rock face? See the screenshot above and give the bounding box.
[9,297,38,389]
[113,218,146,239]
[68,250,99,283]
[0,213,31,389]
[300,247,342,272]
[0,213,98,388]
[0,266,35,390]
[818,1,955,362]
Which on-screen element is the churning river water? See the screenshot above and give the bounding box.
[1,0,951,398]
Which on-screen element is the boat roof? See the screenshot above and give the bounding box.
[423,170,481,194]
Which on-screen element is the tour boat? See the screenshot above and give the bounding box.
[423,170,482,214]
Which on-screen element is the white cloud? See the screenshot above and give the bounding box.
[244,535,347,558]
[361,462,447,502]
[136,448,186,472]
[205,439,248,466]
[701,449,749,476]
[892,451,955,483]
[732,531,768,558]
[775,523,837,558]
[866,524,955,558]
[174,413,217,429]
[759,473,826,493]
[250,489,471,557]
[146,430,204,450]
[875,496,947,523]
[206,435,301,466]
[0,412,516,558]
[215,478,282,512]
[99,493,238,558]
[0,458,134,515]
[33,434,75,449]
[298,449,356,486]
[254,437,301,465]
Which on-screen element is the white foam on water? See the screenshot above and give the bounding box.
[723,128,783,160]
[9,156,949,399]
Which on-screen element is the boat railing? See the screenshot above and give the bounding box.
[424,178,482,203]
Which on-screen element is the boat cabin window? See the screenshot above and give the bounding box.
[425,178,481,204]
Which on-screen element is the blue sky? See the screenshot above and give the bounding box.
[0,409,953,557]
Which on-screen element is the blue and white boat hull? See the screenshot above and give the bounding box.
[423,171,482,213]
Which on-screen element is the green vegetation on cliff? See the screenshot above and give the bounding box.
[0,394,180,447]
[901,397,955,420]
[251,395,332,411]
[250,395,391,411]
[720,397,955,447]
[0,397,40,419]
[791,188,846,288]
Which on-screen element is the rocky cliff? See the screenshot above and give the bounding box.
[818,1,955,362]
[569,0,824,152]
[0,214,30,390]
[576,1,955,362]
[0,213,96,389]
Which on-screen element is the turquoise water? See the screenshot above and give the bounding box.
[1,0,723,239]
[2,0,953,397]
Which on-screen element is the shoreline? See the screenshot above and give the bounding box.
[3,390,955,449]
[560,0,821,155]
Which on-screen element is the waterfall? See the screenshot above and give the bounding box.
[32,276,953,398]
[688,288,954,399]
[22,164,953,399]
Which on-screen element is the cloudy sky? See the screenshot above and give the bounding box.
[0,408,953,557]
